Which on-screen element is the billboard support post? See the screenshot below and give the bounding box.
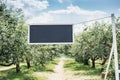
[104,14,119,80]
[111,14,119,80]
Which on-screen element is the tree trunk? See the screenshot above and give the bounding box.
[26,57,31,69]
[0,62,13,66]
[16,57,20,73]
[101,58,108,72]
[16,62,20,73]
[50,55,53,61]
[101,58,107,65]
[101,65,104,72]
[84,58,89,65]
[92,59,95,68]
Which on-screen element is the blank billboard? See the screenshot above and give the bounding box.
[28,24,73,44]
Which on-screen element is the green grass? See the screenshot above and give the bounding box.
[64,58,101,75]
[0,58,59,80]
[0,65,47,80]
[33,58,60,72]
[0,66,5,68]
[45,58,59,72]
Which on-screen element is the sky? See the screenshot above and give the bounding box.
[7,0,120,33]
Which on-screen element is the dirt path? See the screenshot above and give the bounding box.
[48,57,65,80]
[33,57,65,80]
[0,65,15,71]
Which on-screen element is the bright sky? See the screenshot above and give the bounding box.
[7,0,120,33]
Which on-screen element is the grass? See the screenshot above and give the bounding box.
[33,58,60,72]
[0,66,5,68]
[0,58,59,80]
[64,58,102,76]
[45,58,59,72]
[0,65,47,80]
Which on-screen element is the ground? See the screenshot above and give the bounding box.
[0,57,102,80]
[33,57,102,80]
[33,57,65,80]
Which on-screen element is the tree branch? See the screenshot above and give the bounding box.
[0,62,13,66]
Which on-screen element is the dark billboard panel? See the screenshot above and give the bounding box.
[28,24,73,44]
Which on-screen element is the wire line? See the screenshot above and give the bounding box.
[73,16,111,25]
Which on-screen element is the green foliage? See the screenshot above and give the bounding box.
[29,45,60,69]
[0,0,60,73]
[70,22,112,68]
[0,0,120,79]
[0,0,27,72]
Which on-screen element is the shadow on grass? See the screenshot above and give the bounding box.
[64,59,101,75]
[0,66,38,80]
[0,58,59,80]
[33,65,54,72]
[30,58,59,72]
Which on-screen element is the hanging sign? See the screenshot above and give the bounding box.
[28,24,73,44]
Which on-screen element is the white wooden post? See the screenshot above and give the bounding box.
[104,44,113,80]
[111,14,119,80]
